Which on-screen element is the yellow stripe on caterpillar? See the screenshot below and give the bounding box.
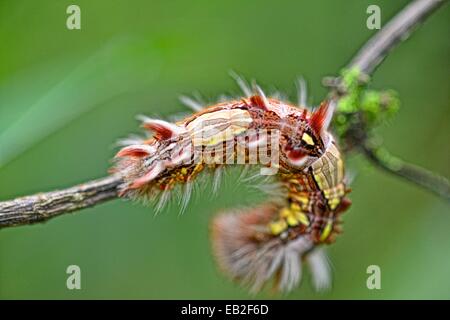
[188,108,252,147]
[269,219,288,235]
[328,197,341,210]
[320,220,333,242]
[289,193,309,207]
[295,212,310,226]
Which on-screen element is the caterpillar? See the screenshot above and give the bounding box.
[112,76,351,293]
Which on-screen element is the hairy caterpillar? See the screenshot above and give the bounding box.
[112,76,351,293]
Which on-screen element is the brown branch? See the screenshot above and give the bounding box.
[340,0,449,201]
[0,0,446,228]
[348,0,446,75]
[361,144,450,201]
[0,175,122,228]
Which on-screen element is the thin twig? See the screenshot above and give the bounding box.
[0,175,122,228]
[344,0,449,201]
[0,0,447,228]
[361,144,450,200]
[348,0,446,75]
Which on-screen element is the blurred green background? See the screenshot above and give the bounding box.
[0,0,449,299]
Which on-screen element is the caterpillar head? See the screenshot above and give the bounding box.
[283,100,335,169]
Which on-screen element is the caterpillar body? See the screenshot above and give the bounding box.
[112,78,351,293]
